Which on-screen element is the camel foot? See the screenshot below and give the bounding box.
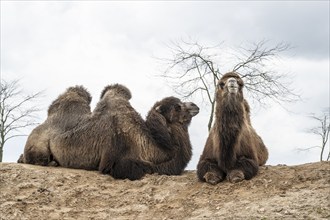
[227,170,245,183]
[48,161,59,167]
[204,172,223,185]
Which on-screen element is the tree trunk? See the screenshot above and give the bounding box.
[0,145,3,162]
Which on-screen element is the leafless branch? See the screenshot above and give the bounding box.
[157,39,300,130]
[0,79,43,162]
[296,146,321,151]
[301,109,330,161]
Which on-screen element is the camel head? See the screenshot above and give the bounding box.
[217,72,244,98]
[155,97,199,125]
[100,84,132,101]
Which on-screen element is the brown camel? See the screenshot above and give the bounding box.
[197,72,268,184]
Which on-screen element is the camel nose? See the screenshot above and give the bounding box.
[227,77,239,94]
[186,102,199,116]
[227,78,237,84]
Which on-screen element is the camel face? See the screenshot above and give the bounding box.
[226,77,239,94]
[217,72,244,99]
[179,102,199,124]
[155,97,199,125]
[185,102,200,117]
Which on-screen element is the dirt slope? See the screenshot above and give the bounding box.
[0,162,329,220]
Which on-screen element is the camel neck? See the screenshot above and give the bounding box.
[215,95,245,170]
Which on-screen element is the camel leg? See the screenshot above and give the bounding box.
[107,159,152,181]
[98,133,152,180]
[17,154,24,163]
[99,146,152,180]
[258,143,269,166]
[197,159,225,185]
[23,144,52,166]
[99,156,140,180]
[227,156,259,183]
[22,127,54,166]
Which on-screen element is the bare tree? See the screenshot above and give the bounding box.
[298,109,330,161]
[0,79,42,162]
[159,39,300,130]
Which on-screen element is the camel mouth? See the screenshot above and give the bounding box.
[185,102,199,117]
[228,85,238,94]
[226,77,239,94]
[189,109,199,117]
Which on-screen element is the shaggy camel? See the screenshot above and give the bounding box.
[197,72,268,184]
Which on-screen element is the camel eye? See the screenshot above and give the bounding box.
[174,104,181,112]
[238,80,244,87]
[219,82,225,89]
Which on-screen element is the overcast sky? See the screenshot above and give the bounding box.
[1,1,329,170]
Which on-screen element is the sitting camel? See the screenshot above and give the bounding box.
[197,72,268,184]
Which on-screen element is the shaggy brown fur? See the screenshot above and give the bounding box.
[19,84,199,180]
[145,97,199,175]
[18,86,92,165]
[197,72,268,184]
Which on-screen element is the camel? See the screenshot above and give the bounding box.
[19,84,199,180]
[17,86,92,165]
[197,72,268,184]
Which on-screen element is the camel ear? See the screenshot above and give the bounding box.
[155,105,162,113]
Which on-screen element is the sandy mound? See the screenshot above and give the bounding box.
[0,162,329,219]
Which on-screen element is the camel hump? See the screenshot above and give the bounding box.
[100,84,132,100]
[66,86,92,104]
[47,85,92,116]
